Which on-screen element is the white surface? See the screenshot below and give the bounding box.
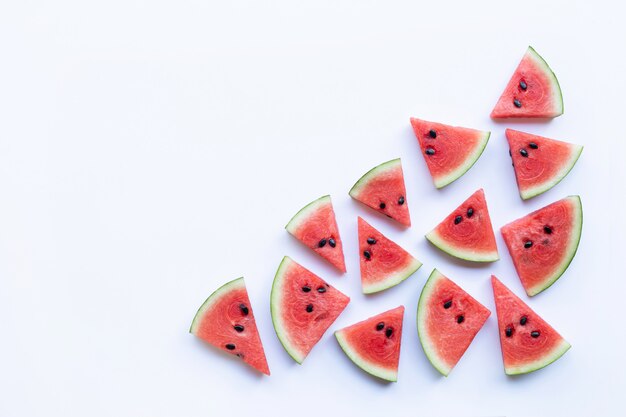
[0,1,624,416]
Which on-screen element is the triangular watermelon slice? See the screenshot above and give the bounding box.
[349,158,411,226]
[335,306,404,382]
[270,257,350,363]
[285,195,346,273]
[491,276,571,375]
[425,189,499,262]
[506,129,583,200]
[501,196,583,296]
[491,46,564,119]
[357,217,422,294]
[410,117,490,188]
[417,269,490,376]
[190,277,270,375]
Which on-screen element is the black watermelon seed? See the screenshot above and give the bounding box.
[367,237,376,245]
[531,331,540,338]
[514,98,522,108]
[329,238,336,247]
[225,343,236,350]
[398,196,405,205]
[520,149,528,157]
[443,300,452,309]
[317,286,326,293]
[524,241,533,249]
[363,250,371,260]
[236,353,244,358]
[429,129,437,138]
[385,327,393,338]
[376,322,385,331]
[505,327,513,337]
[544,226,552,234]
[306,304,314,313]
[318,238,327,248]
[379,202,386,209]
[425,147,435,156]
[234,325,244,333]
[529,142,538,149]
[520,316,528,326]
[456,315,465,324]
[509,149,512,157]
[239,304,249,316]
[454,215,462,225]
[302,286,311,292]
[467,207,474,218]
[520,80,528,90]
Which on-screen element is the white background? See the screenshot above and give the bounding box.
[0,1,624,416]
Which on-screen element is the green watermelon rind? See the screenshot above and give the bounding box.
[425,230,500,263]
[433,131,491,189]
[362,257,423,295]
[526,46,564,117]
[519,146,583,200]
[189,277,245,335]
[523,195,583,296]
[416,269,453,376]
[348,158,401,198]
[335,329,399,382]
[505,339,571,375]
[285,195,331,234]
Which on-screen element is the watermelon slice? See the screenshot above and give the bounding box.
[270,256,350,363]
[501,196,582,296]
[349,158,411,226]
[417,269,491,376]
[190,277,270,375]
[357,217,422,294]
[491,46,564,119]
[410,117,490,188]
[425,189,499,262]
[491,276,571,375]
[285,195,346,273]
[335,306,405,382]
[506,129,583,200]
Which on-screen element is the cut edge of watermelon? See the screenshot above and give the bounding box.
[433,131,491,189]
[270,256,307,364]
[189,277,244,335]
[416,269,452,376]
[285,195,331,234]
[525,195,583,296]
[505,338,571,375]
[348,158,401,197]
[519,145,584,200]
[425,231,500,263]
[335,328,399,382]
[526,46,564,117]
[362,257,422,294]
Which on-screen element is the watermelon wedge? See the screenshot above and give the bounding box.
[506,129,583,200]
[190,277,270,375]
[270,256,350,363]
[349,158,411,226]
[491,46,564,119]
[492,276,571,375]
[286,195,346,273]
[357,217,422,294]
[410,117,490,188]
[425,189,499,262]
[335,306,404,382]
[417,269,491,376]
[501,196,582,296]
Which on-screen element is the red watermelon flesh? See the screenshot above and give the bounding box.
[285,195,346,273]
[270,257,350,363]
[491,46,564,119]
[506,129,583,200]
[410,117,490,188]
[190,277,270,375]
[335,306,404,382]
[501,196,582,296]
[491,276,570,375]
[425,189,499,262]
[357,217,422,294]
[417,269,490,376]
[349,158,411,226]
